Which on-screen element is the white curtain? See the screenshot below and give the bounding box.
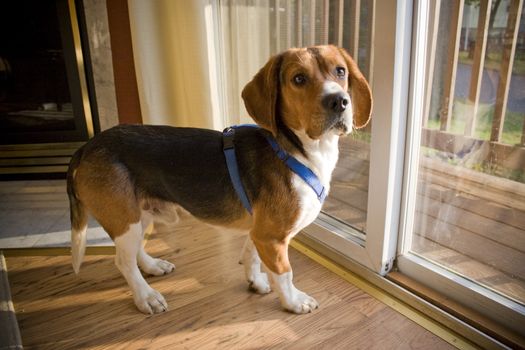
[128,0,219,129]
[128,0,273,130]
[218,0,272,125]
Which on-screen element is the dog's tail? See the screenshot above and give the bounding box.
[67,146,88,275]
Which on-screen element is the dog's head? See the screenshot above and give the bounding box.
[242,45,372,139]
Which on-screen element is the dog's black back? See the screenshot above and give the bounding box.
[74,124,289,222]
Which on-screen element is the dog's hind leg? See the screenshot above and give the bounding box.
[240,237,271,294]
[115,222,168,314]
[74,161,168,313]
[137,215,175,276]
[138,246,175,277]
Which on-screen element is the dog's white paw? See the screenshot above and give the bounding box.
[283,291,319,314]
[134,287,168,314]
[142,258,175,276]
[248,272,271,294]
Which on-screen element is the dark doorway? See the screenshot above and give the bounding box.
[0,0,94,145]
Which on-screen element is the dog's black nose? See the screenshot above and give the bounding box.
[323,93,349,113]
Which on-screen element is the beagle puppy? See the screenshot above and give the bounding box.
[67,45,372,315]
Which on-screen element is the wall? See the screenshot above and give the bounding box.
[82,0,120,130]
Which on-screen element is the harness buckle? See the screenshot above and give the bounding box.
[223,127,235,150]
[318,187,327,202]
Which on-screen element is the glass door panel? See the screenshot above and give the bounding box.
[408,0,525,305]
[321,0,374,235]
[227,0,376,238]
[323,135,370,233]
[302,0,406,274]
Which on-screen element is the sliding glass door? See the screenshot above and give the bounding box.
[320,0,374,242]
[218,0,408,274]
[397,0,525,337]
[217,0,381,257]
[276,0,525,338]
[302,0,411,275]
[406,0,525,306]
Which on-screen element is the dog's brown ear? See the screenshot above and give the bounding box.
[242,54,283,136]
[338,48,373,129]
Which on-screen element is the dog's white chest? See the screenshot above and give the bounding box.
[290,131,340,235]
[290,175,323,235]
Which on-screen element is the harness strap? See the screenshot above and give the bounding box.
[222,125,327,215]
[223,127,253,215]
[262,135,327,202]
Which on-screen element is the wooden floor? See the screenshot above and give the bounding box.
[325,138,525,304]
[6,215,453,349]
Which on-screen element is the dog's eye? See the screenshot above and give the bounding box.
[293,74,307,86]
[336,67,346,78]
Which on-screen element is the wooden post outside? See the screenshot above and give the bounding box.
[309,0,316,45]
[286,0,292,48]
[296,0,303,47]
[439,0,463,132]
[321,0,330,44]
[490,0,523,143]
[273,0,281,53]
[464,0,491,137]
[349,0,361,62]
[521,112,525,146]
[364,0,375,84]
[423,0,441,128]
[333,0,344,47]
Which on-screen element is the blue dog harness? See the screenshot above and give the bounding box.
[222,125,327,215]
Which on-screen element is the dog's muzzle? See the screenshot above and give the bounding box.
[322,92,349,114]
[322,92,353,135]
[321,81,353,135]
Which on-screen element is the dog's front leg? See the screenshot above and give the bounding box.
[251,233,319,314]
[240,237,271,294]
[269,269,319,314]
